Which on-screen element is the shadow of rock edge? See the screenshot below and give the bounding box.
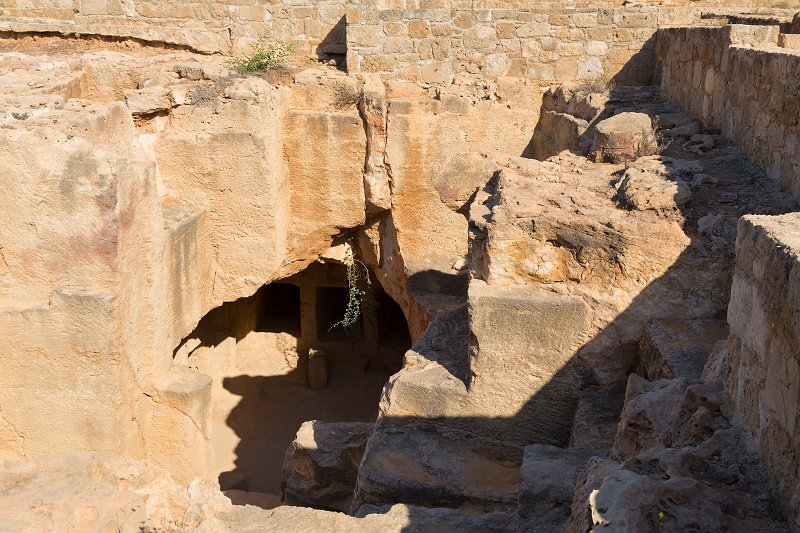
[348,90,796,531]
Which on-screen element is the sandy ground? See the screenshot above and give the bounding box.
[207,335,391,499]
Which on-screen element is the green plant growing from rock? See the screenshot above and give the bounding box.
[655,510,665,532]
[229,34,293,73]
[329,246,371,336]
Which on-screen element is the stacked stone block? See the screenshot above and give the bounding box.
[657,24,800,203]
[0,0,352,55]
[345,5,705,85]
[727,214,800,522]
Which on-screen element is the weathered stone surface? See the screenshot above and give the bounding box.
[281,420,373,512]
[124,86,172,114]
[355,504,515,532]
[700,339,728,383]
[0,452,519,532]
[613,374,727,460]
[593,112,657,163]
[359,74,392,214]
[638,318,728,380]
[569,381,626,451]
[532,110,591,160]
[467,280,591,445]
[352,419,522,513]
[519,445,597,533]
[542,82,609,123]
[470,152,692,384]
[0,453,232,532]
[431,151,499,211]
[567,430,787,532]
[246,502,514,533]
[726,213,800,521]
[615,156,694,214]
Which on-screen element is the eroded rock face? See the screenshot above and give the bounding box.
[469,152,691,383]
[281,420,373,512]
[638,318,728,381]
[519,445,598,532]
[352,419,522,514]
[567,430,784,532]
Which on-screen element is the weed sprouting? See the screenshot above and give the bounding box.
[229,34,293,73]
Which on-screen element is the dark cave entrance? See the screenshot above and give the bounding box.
[173,258,412,503]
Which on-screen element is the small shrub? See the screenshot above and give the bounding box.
[191,84,215,106]
[576,76,613,94]
[649,116,669,153]
[229,34,293,73]
[332,85,363,110]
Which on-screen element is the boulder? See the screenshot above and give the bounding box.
[593,112,657,163]
[615,165,691,214]
[613,374,688,460]
[281,420,373,512]
[531,110,590,160]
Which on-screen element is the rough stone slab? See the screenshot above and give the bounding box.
[532,110,590,160]
[518,445,598,533]
[467,280,590,445]
[567,430,789,532]
[351,420,522,513]
[639,318,729,380]
[281,420,373,512]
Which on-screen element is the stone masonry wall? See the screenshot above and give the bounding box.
[657,25,800,203]
[0,1,789,60]
[0,0,351,55]
[344,5,717,85]
[726,214,800,521]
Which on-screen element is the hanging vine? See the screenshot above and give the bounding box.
[329,246,371,336]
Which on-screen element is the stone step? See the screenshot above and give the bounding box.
[518,445,598,533]
[352,419,522,515]
[638,318,728,381]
